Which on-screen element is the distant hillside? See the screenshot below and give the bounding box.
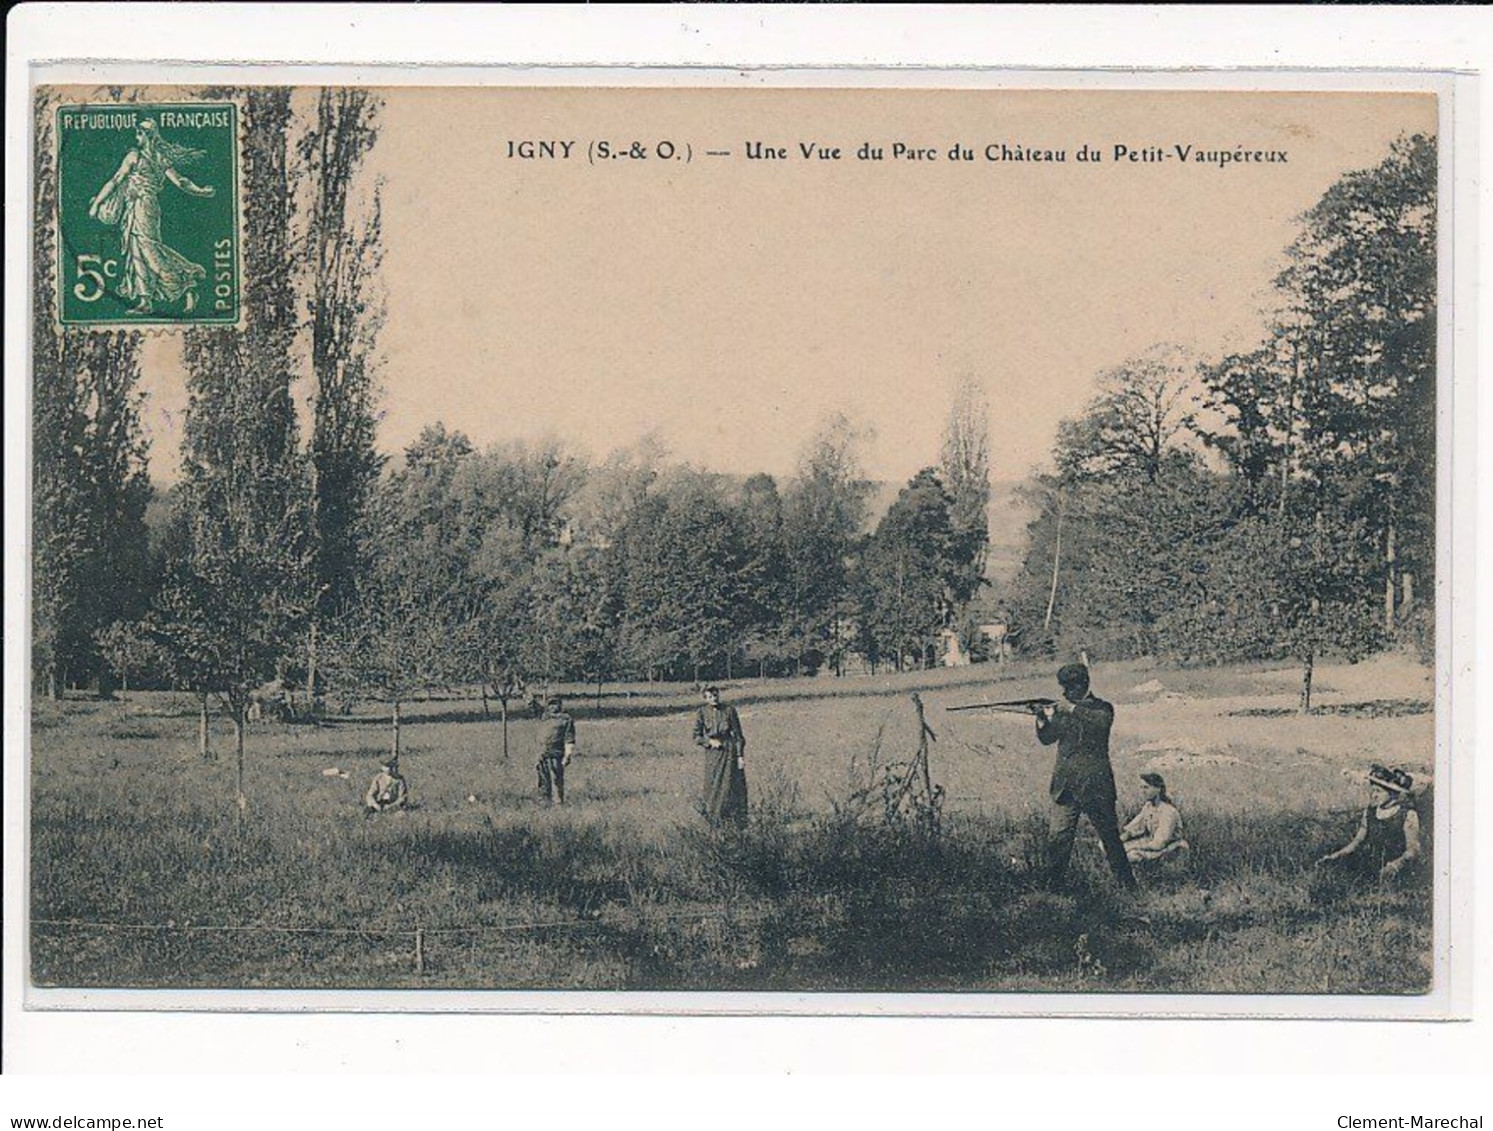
[984,478,1038,595]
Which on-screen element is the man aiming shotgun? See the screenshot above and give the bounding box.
[951,664,1136,892]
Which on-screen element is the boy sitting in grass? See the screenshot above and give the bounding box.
[364,759,410,815]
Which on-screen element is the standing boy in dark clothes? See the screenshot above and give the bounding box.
[536,696,576,805]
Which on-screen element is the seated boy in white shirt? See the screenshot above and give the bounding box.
[364,759,409,814]
[1121,772,1188,863]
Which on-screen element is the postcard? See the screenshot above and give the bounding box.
[19,69,1467,1022]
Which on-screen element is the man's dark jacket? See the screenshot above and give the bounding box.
[1036,694,1118,804]
[537,709,575,761]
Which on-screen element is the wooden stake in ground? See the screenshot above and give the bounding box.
[908,693,940,838]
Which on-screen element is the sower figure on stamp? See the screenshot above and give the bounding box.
[87,120,215,315]
[1036,663,1137,891]
[536,696,576,805]
[694,685,747,826]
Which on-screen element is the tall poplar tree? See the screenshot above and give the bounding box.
[782,414,872,676]
[939,375,993,614]
[153,89,312,802]
[302,88,387,688]
[32,93,152,697]
[32,94,87,698]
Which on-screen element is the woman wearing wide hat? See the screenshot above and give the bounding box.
[1317,764,1423,883]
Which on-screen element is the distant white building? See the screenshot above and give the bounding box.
[940,628,971,667]
[940,623,1012,667]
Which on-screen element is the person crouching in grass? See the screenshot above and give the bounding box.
[365,758,410,815]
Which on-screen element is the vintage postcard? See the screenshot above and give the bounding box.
[20,70,1466,1019]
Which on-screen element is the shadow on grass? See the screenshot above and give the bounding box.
[400,822,635,914]
[320,666,1050,729]
[1228,698,1431,719]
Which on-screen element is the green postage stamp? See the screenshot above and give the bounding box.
[55,102,240,327]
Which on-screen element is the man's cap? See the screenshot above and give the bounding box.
[1056,662,1090,689]
[1369,764,1413,794]
[1140,772,1166,790]
[704,685,720,695]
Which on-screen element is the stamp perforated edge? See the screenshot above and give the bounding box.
[48,91,246,334]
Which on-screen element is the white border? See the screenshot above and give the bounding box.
[21,61,1476,93]
[5,4,1489,1082]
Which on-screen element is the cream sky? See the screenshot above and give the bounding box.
[135,86,1435,485]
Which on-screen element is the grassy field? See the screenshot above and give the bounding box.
[29,654,1435,994]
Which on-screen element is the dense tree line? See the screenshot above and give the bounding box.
[315,408,990,733]
[31,88,389,795]
[1009,134,1435,709]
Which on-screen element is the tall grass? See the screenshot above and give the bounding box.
[31,788,1430,993]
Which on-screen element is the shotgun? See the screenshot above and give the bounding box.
[946,697,1057,715]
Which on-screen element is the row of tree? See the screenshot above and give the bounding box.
[323,379,989,741]
[31,101,153,700]
[97,406,990,770]
[1009,134,1435,709]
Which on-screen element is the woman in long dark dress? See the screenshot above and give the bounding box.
[693,686,747,825]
